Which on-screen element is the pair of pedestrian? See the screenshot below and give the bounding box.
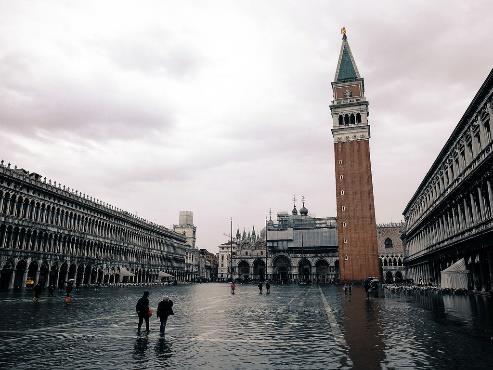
[258,281,271,294]
[136,291,174,336]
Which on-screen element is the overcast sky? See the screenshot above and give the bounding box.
[1,1,491,252]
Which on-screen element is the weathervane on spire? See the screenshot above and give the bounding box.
[341,26,347,39]
[293,194,297,205]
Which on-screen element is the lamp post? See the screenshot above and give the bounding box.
[265,215,268,282]
[230,217,233,282]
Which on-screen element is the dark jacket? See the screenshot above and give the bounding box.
[136,297,149,315]
[157,299,174,319]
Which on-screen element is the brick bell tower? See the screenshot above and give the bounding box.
[329,29,379,281]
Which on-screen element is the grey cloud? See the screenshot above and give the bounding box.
[0,52,175,140]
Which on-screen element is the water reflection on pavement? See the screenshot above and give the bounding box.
[0,284,491,369]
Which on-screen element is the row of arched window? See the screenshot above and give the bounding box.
[0,187,184,255]
[407,102,491,228]
[338,113,362,126]
[0,224,185,268]
[380,256,403,267]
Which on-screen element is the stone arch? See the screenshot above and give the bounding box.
[49,262,59,288]
[298,258,312,282]
[27,260,38,285]
[350,113,355,124]
[14,259,28,289]
[273,255,291,283]
[356,113,361,123]
[385,271,394,284]
[344,114,349,125]
[76,263,85,286]
[39,261,50,287]
[237,260,250,280]
[0,259,15,289]
[58,262,68,288]
[395,271,403,283]
[338,115,343,125]
[253,259,265,281]
[315,259,330,283]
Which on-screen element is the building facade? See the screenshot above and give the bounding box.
[377,223,405,283]
[402,69,493,291]
[218,203,339,283]
[0,163,188,290]
[266,205,339,283]
[199,248,218,281]
[329,30,379,281]
[173,211,197,248]
[174,211,200,282]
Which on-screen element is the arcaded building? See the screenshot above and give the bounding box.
[0,163,188,290]
[377,223,405,283]
[402,69,493,290]
[329,30,379,281]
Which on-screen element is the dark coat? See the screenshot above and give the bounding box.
[157,299,174,319]
[136,297,149,315]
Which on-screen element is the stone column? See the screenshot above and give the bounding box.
[63,268,69,288]
[487,250,493,291]
[45,264,51,287]
[486,179,493,215]
[457,203,464,230]
[34,262,41,285]
[8,269,15,290]
[22,267,29,289]
[478,187,485,221]
[470,193,478,224]
[478,253,487,291]
[73,264,78,285]
[464,198,471,226]
[79,266,85,286]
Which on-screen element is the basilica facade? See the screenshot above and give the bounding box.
[218,202,339,283]
[0,162,188,290]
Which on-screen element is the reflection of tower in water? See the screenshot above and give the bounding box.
[341,287,385,370]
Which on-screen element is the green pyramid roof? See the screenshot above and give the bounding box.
[335,35,360,82]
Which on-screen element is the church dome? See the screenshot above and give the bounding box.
[292,205,298,215]
[300,202,308,216]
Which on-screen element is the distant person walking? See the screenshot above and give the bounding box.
[157,296,174,337]
[258,282,263,294]
[230,281,236,295]
[363,278,372,299]
[48,284,55,296]
[136,291,150,333]
[266,281,271,294]
[65,280,74,297]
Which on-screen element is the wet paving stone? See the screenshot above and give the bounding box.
[0,284,492,369]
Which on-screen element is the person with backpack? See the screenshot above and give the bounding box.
[156,296,174,337]
[136,291,150,333]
